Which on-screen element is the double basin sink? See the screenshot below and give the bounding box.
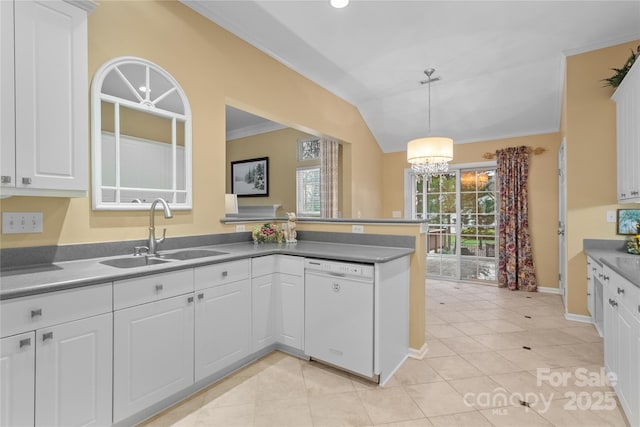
[100,249,228,269]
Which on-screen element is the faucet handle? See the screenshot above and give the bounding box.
[134,246,149,256]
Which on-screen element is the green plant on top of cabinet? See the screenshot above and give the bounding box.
[0,0,93,197]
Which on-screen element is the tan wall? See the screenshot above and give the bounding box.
[382,132,562,288]
[0,0,383,248]
[563,41,640,315]
[226,128,316,215]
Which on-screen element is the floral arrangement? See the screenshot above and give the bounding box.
[602,45,639,88]
[252,223,283,244]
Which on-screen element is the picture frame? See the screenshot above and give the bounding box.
[616,209,640,235]
[231,157,269,197]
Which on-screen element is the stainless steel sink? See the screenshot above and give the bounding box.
[101,257,171,269]
[161,249,228,260]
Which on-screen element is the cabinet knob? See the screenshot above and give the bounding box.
[19,338,31,348]
[21,177,32,185]
[222,271,228,278]
[155,284,163,291]
[587,292,591,296]
[1,176,11,184]
[42,332,53,342]
[197,293,204,300]
[617,287,625,295]
[603,275,609,281]
[31,309,42,318]
[598,273,603,278]
[187,296,194,303]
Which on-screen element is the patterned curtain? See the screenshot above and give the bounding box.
[320,138,339,218]
[496,146,537,291]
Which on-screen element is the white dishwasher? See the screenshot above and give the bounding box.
[304,258,375,379]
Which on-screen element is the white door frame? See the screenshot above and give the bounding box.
[558,138,567,305]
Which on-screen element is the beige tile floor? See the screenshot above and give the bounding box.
[140,278,630,427]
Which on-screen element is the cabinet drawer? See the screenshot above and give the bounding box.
[1,283,112,337]
[114,269,194,310]
[252,255,277,278]
[279,255,304,276]
[195,259,249,290]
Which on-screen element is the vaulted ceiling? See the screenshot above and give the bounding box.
[183,1,640,152]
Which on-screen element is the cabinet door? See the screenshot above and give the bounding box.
[252,274,276,352]
[0,333,35,427]
[276,273,304,351]
[0,0,15,188]
[114,295,194,423]
[14,0,87,191]
[603,283,618,375]
[35,313,112,427]
[616,305,639,427]
[195,280,251,382]
[586,258,594,316]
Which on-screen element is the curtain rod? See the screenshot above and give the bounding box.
[482,146,546,160]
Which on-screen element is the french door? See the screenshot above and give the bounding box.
[412,166,498,282]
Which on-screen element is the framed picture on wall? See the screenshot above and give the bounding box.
[616,209,640,235]
[231,157,269,197]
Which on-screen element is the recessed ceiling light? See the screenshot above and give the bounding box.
[330,0,349,9]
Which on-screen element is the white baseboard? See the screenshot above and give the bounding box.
[564,312,594,324]
[408,343,428,360]
[538,286,562,295]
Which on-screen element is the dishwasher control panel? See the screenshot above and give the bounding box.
[304,259,374,279]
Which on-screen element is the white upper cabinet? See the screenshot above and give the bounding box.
[613,59,640,203]
[0,0,93,197]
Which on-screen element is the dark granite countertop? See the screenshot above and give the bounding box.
[583,239,640,288]
[0,240,414,300]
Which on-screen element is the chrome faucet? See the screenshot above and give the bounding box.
[148,198,173,256]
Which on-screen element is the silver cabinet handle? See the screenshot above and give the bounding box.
[19,338,31,348]
[222,271,228,278]
[587,292,591,296]
[598,273,603,278]
[21,177,32,185]
[197,293,204,300]
[1,176,11,184]
[155,284,163,291]
[603,275,610,281]
[42,332,53,342]
[187,296,194,303]
[31,309,42,318]
[617,287,625,295]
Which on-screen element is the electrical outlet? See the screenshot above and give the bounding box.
[606,211,616,223]
[2,212,43,234]
[392,210,401,218]
[352,225,364,233]
[235,224,246,232]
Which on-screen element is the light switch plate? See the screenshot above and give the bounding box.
[235,224,246,232]
[2,212,43,234]
[606,211,616,223]
[392,210,401,218]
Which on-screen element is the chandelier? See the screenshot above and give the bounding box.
[407,68,453,177]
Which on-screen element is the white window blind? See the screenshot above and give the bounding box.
[296,166,320,216]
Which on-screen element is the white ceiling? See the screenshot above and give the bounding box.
[184,0,640,153]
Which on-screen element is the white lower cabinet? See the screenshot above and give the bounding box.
[1,332,35,427]
[194,279,251,382]
[603,266,640,427]
[0,283,112,427]
[251,274,276,352]
[36,313,112,427]
[251,255,305,353]
[113,294,195,423]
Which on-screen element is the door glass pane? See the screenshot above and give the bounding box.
[416,167,497,283]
